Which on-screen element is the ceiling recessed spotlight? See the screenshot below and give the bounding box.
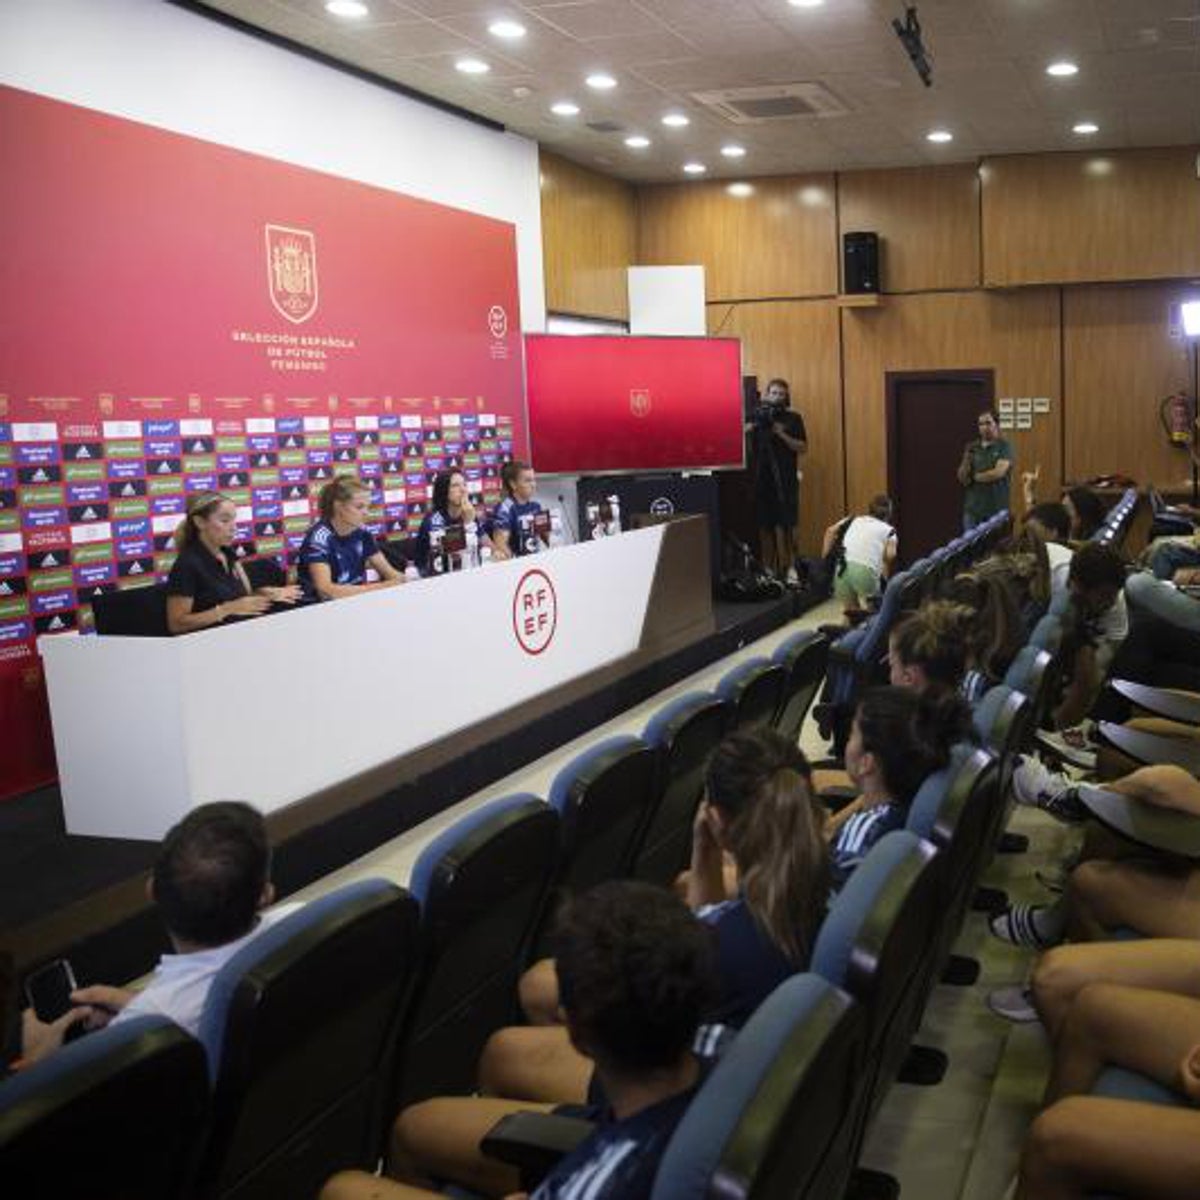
[727,182,755,197]
[624,135,651,149]
[551,101,580,116]
[488,19,526,39]
[325,0,369,16]
[926,129,953,143]
[1072,121,1099,135]
[788,0,825,7]
[721,144,747,158]
[683,161,707,175]
[1046,60,1079,77]
[661,112,690,128]
[585,72,617,90]
[455,58,490,75]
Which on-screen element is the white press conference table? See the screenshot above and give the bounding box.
[40,523,697,841]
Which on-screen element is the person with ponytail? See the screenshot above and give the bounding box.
[296,474,403,600]
[490,460,542,560]
[832,686,974,888]
[165,491,299,634]
[887,601,974,694]
[944,569,1025,702]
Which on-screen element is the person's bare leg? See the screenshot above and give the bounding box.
[776,527,793,575]
[758,530,777,574]
[1107,763,1200,817]
[1065,859,1200,942]
[478,1025,592,1105]
[387,1096,553,1196]
[518,958,561,1025]
[1017,1097,1200,1200]
[1055,646,1100,730]
[1032,939,1200,1039]
[1044,982,1200,1103]
[320,1173,439,1200]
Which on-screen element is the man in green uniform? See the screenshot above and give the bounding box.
[957,410,1012,530]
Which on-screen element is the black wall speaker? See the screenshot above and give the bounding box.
[843,231,880,294]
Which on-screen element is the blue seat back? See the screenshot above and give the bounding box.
[198,879,419,1198]
[633,693,729,886]
[651,975,864,1200]
[397,794,559,1107]
[772,631,829,744]
[716,658,788,731]
[0,1016,208,1200]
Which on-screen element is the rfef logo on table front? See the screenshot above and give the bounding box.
[265,225,319,324]
[513,568,557,656]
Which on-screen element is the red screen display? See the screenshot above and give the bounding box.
[523,335,744,473]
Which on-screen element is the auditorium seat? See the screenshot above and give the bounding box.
[483,974,865,1200]
[197,879,419,1199]
[811,831,943,1126]
[1109,679,1200,726]
[1004,646,1055,732]
[771,630,829,744]
[530,735,659,955]
[91,583,169,637]
[1094,721,1200,774]
[1029,614,1063,654]
[0,1015,209,1200]
[633,692,729,886]
[973,685,1032,807]
[394,794,559,1109]
[715,657,787,731]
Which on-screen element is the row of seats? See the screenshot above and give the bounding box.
[818,510,1013,754]
[0,630,828,1200]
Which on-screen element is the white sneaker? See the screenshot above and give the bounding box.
[786,566,800,586]
[987,984,1040,1024]
[1012,755,1071,808]
[1035,725,1097,770]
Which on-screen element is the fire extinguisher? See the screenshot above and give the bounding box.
[1161,391,1195,446]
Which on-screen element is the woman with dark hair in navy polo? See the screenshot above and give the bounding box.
[296,474,404,600]
[414,469,489,575]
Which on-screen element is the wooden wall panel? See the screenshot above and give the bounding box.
[539,150,636,320]
[1064,283,1198,489]
[982,146,1200,287]
[707,299,843,554]
[639,175,838,301]
[838,164,981,293]
[841,290,1062,514]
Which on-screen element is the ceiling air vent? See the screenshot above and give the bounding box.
[586,119,625,133]
[691,83,849,124]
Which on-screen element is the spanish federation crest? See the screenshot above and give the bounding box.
[265,224,319,324]
[630,388,651,418]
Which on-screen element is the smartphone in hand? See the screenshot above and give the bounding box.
[24,959,78,1023]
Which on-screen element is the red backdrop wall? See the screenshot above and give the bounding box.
[0,85,527,800]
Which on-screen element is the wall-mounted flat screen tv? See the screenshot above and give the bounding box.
[523,334,744,474]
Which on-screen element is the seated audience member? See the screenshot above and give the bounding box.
[1104,570,1200,698]
[1063,485,1105,543]
[887,603,973,695]
[322,881,721,1200]
[1015,981,1200,1200]
[490,460,543,559]
[822,494,898,623]
[1149,527,1200,581]
[16,802,293,1062]
[945,570,1025,702]
[1024,502,1074,598]
[830,687,973,887]
[414,469,487,575]
[165,491,299,634]
[297,474,403,599]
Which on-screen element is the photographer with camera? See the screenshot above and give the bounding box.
[746,378,807,584]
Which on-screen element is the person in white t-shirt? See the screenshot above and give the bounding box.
[23,802,292,1058]
[823,495,897,622]
[1025,501,1074,599]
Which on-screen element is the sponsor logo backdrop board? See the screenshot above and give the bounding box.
[0,84,525,799]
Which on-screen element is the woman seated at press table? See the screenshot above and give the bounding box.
[297,473,403,600]
[165,491,300,635]
[414,469,489,575]
[490,459,543,560]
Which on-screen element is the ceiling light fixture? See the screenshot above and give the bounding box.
[788,0,825,7]
[1046,60,1079,77]
[727,182,755,197]
[662,112,690,127]
[586,72,617,90]
[1072,121,1099,134]
[926,129,953,143]
[624,135,651,149]
[551,101,580,116]
[721,144,747,158]
[455,58,490,75]
[325,0,369,16]
[683,162,707,175]
[488,19,526,39]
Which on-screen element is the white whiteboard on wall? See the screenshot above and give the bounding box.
[628,266,707,336]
